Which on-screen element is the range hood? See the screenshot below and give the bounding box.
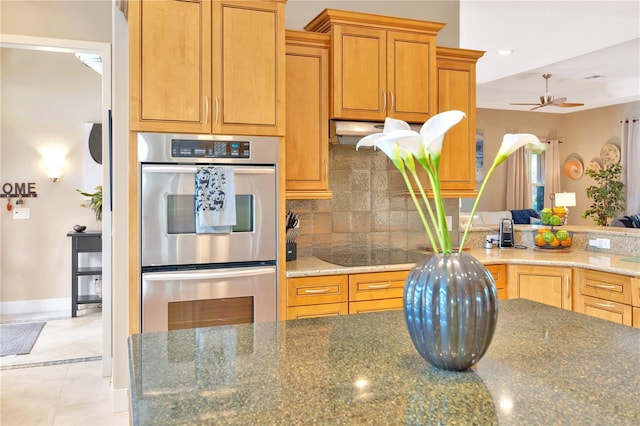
[329,120,420,145]
[329,120,385,145]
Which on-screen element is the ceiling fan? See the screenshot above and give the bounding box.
[510,74,585,111]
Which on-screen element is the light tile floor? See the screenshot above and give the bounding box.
[1,308,129,425]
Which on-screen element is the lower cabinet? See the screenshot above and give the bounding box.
[286,270,409,320]
[507,265,572,310]
[633,278,640,329]
[348,271,409,314]
[286,275,348,320]
[573,269,634,327]
[485,264,507,300]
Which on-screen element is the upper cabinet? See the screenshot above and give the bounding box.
[436,47,485,196]
[285,30,332,199]
[305,9,444,123]
[129,0,285,136]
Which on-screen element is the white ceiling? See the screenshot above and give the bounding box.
[459,1,640,114]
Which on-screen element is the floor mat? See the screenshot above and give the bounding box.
[0,322,46,357]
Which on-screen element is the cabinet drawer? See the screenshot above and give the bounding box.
[631,278,640,307]
[633,307,640,329]
[286,303,349,320]
[575,269,632,305]
[75,235,102,252]
[349,271,409,302]
[349,298,403,314]
[575,294,633,327]
[287,275,348,307]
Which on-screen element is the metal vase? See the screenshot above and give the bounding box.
[403,252,498,371]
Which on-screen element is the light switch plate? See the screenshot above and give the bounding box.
[13,208,30,219]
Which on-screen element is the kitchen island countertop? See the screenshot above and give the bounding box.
[128,299,640,425]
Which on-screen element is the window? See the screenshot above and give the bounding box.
[527,148,545,211]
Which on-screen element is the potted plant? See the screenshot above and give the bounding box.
[77,185,103,222]
[582,162,625,226]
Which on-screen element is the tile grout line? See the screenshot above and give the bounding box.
[0,355,102,371]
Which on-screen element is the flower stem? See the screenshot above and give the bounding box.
[407,167,442,250]
[400,170,440,253]
[459,162,499,251]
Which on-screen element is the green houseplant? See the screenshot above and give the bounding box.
[77,185,103,222]
[582,162,625,226]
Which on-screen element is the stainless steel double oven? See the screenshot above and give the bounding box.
[138,133,278,332]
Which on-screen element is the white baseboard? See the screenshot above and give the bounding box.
[112,387,130,413]
[0,298,69,315]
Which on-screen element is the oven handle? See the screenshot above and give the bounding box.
[143,266,276,282]
[142,165,275,175]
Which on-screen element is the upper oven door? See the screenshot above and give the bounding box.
[140,164,276,267]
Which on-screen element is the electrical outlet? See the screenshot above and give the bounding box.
[446,216,452,231]
[598,238,611,249]
[13,208,29,219]
[589,239,600,248]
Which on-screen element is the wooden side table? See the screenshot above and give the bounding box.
[67,230,102,317]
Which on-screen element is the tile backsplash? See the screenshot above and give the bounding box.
[286,145,459,258]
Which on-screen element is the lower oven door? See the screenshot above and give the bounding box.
[142,265,277,333]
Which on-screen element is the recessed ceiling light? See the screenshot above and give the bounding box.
[498,50,514,56]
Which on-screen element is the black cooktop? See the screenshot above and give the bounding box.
[316,248,427,268]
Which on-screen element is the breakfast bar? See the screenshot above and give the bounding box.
[128,299,640,425]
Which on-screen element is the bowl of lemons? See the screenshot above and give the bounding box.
[534,228,573,250]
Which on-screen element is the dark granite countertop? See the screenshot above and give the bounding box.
[128,299,640,425]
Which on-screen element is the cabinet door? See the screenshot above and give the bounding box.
[214,1,285,136]
[485,264,507,300]
[331,25,387,121]
[285,31,331,198]
[574,294,633,326]
[286,303,349,320]
[508,265,572,310]
[387,31,436,123]
[633,307,640,329]
[130,0,212,133]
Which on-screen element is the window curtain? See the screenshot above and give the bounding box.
[506,147,530,209]
[621,119,640,214]
[544,140,562,204]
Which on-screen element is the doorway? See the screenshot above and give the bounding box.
[0,34,112,375]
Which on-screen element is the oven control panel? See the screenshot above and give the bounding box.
[171,139,250,159]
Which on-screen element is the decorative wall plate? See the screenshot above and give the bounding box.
[564,157,583,180]
[600,143,620,166]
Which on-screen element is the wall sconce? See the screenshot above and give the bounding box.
[42,150,66,182]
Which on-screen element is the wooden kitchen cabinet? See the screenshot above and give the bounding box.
[485,264,507,300]
[574,268,634,327]
[130,0,285,136]
[348,270,409,314]
[436,47,485,196]
[305,9,443,123]
[507,265,572,310]
[632,278,640,329]
[286,275,348,320]
[285,30,331,199]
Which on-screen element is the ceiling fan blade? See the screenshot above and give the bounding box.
[549,97,568,105]
[529,104,547,111]
[510,103,542,106]
[557,102,585,108]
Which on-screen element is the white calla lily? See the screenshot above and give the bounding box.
[355,110,537,254]
[493,133,544,167]
[420,110,466,160]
